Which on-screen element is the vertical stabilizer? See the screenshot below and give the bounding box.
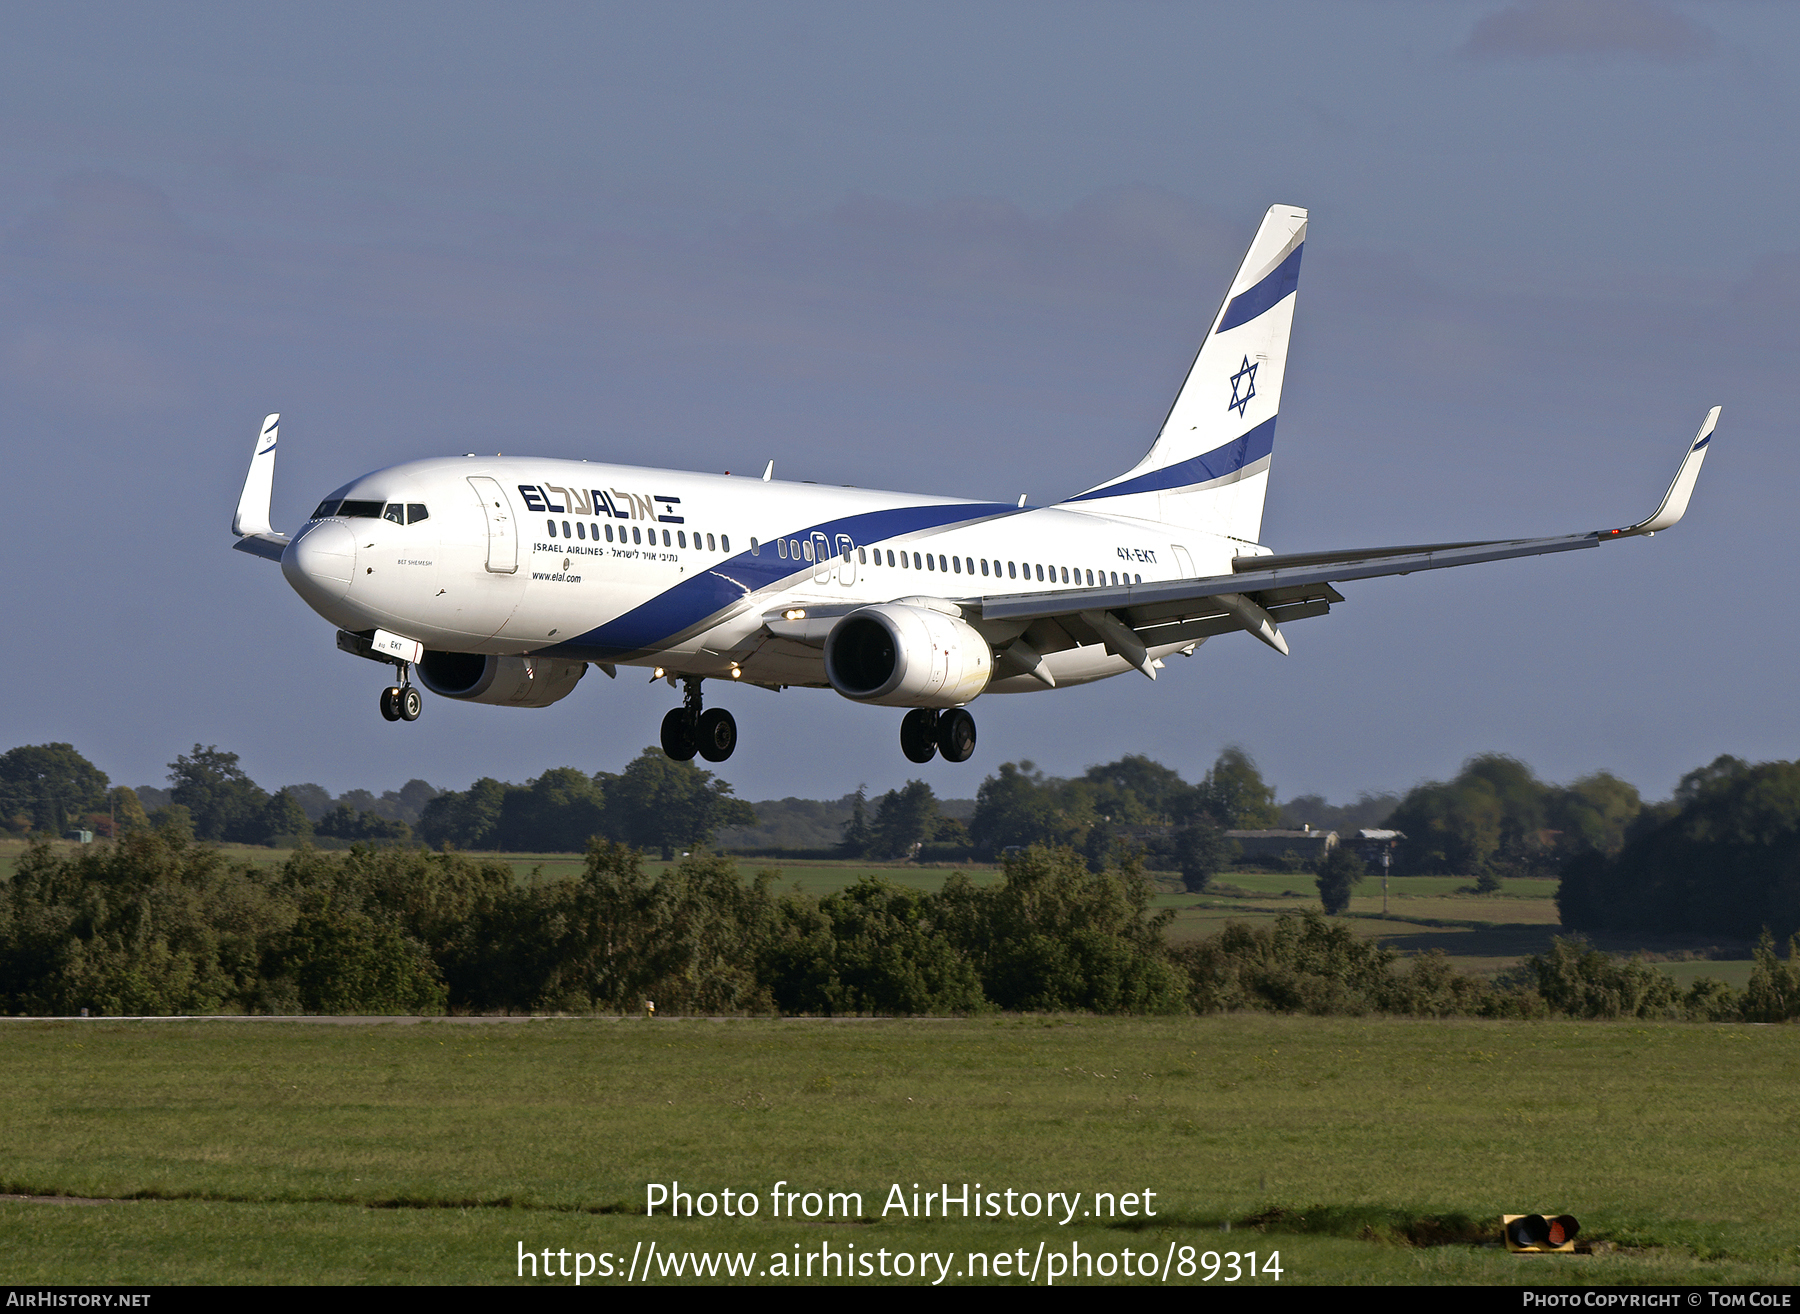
[1066,205,1306,544]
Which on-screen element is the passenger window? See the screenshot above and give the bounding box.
[888,550,896,567]
[925,554,934,571]
[952,557,961,574]
[858,548,866,564]
[777,538,787,559]
[660,529,669,546]
[1135,573,1142,584]
[407,504,428,524]
[311,499,341,520]
[677,531,686,548]
[721,534,730,552]
[980,560,989,576]
[1060,567,1069,583]
[548,520,558,537]
[1008,562,1017,579]
[606,524,614,542]
[1085,569,1094,585]
[913,552,922,569]
[708,533,717,552]
[576,522,586,540]
[632,527,642,544]
[802,540,814,562]
[561,520,570,537]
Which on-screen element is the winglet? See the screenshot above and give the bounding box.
[762,460,774,482]
[232,413,281,536]
[1609,406,1719,539]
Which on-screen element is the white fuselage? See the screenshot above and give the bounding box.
[280,456,1260,695]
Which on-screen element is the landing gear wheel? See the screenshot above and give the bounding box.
[660,707,697,761]
[398,686,423,722]
[900,708,939,763]
[379,686,402,722]
[937,708,977,763]
[696,707,738,762]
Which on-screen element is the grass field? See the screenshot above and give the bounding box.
[2,1015,1797,1286]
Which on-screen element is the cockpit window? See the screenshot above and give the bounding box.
[338,500,383,518]
[311,499,342,519]
[383,503,405,524]
[407,504,429,524]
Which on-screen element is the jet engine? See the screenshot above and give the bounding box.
[822,603,992,707]
[415,651,587,708]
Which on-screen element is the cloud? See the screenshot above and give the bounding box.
[1459,1,1717,63]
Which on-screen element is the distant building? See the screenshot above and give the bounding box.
[1351,829,1405,864]
[1225,826,1337,864]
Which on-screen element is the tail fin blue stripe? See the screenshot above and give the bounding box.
[1216,244,1304,334]
[1067,416,1276,502]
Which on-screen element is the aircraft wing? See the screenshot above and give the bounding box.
[972,407,1719,678]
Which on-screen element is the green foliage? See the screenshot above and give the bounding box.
[971,846,1186,1014]
[0,743,110,836]
[1558,759,1800,940]
[169,745,271,845]
[419,777,507,849]
[1197,745,1280,829]
[1525,937,1681,1019]
[763,876,983,1015]
[867,779,940,859]
[1174,911,1497,1017]
[1741,930,1800,1023]
[602,749,756,860]
[1314,844,1366,914]
[1173,822,1232,893]
[107,786,150,836]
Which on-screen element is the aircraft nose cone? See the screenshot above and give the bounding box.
[282,519,357,604]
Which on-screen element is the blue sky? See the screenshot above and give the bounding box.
[1,2,1792,807]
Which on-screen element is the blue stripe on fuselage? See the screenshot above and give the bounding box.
[541,499,1020,659]
[1064,416,1276,503]
[1216,243,1303,334]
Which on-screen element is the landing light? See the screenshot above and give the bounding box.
[784,609,806,620]
[1503,1214,1580,1253]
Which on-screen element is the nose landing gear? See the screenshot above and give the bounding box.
[379,661,423,723]
[900,707,976,764]
[660,676,737,762]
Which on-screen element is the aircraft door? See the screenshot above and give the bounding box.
[836,534,857,586]
[468,476,518,574]
[811,531,832,585]
[1171,544,1195,578]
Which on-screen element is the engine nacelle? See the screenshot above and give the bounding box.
[822,603,992,708]
[415,651,587,708]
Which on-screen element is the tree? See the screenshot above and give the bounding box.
[495,768,607,852]
[1196,747,1279,830]
[168,746,269,843]
[969,761,1086,855]
[107,786,151,837]
[419,777,508,849]
[1173,822,1233,893]
[1082,755,1195,824]
[1315,845,1366,915]
[255,789,314,846]
[869,780,939,859]
[0,744,110,835]
[839,785,873,856]
[602,748,756,860]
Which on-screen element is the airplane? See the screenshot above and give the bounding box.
[231,204,1718,766]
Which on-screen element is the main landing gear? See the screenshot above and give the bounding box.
[900,707,976,764]
[660,676,737,763]
[378,661,422,723]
